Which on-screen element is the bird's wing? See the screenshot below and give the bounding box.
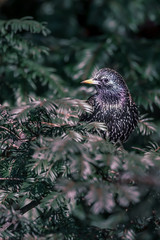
[79,96,95,122]
[86,95,95,106]
[130,103,139,126]
[108,103,139,142]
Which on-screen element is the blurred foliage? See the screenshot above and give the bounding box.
[0,0,160,239]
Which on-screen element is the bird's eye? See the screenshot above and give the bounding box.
[101,78,108,83]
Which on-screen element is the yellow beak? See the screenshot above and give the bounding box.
[81,78,99,85]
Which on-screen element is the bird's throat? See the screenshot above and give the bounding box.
[96,88,128,111]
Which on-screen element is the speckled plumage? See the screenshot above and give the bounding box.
[80,68,138,143]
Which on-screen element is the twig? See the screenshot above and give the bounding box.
[132,146,146,152]
[0,126,20,140]
[0,178,22,181]
[20,199,42,214]
[0,198,42,233]
[155,146,160,152]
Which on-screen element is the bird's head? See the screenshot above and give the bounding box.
[81,68,128,94]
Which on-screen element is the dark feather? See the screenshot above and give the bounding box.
[80,68,139,143]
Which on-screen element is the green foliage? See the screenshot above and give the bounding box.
[0,97,160,240]
[0,17,65,104]
[0,2,160,240]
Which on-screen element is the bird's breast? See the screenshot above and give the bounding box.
[95,94,125,112]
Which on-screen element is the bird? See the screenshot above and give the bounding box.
[80,68,139,143]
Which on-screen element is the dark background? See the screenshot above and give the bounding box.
[0,0,160,146]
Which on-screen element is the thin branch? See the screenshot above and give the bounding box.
[20,199,42,214]
[155,146,160,152]
[0,198,43,233]
[41,121,76,127]
[0,178,22,181]
[0,126,20,140]
[132,146,146,152]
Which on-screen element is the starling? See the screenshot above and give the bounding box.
[80,68,138,143]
